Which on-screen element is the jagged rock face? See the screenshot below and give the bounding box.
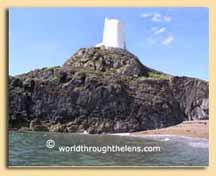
[64,47,157,77]
[8,47,209,133]
[170,77,209,120]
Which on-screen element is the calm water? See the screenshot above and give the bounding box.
[8,131,208,166]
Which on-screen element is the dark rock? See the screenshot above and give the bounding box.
[8,47,209,133]
[29,118,48,131]
[32,125,49,132]
[18,127,32,132]
[11,78,23,87]
[58,71,68,83]
[87,126,97,134]
[63,47,159,77]
[67,125,79,133]
[170,76,209,120]
[49,123,66,132]
[29,118,41,129]
[9,117,29,128]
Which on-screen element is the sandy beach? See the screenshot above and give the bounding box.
[131,120,208,139]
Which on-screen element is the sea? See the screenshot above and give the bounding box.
[8,131,208,167]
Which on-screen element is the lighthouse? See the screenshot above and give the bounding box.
[96,17,126,49]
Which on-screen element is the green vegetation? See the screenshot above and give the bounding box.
[148,72,169,80]
[49,75,59,82]
[42,66,61,72]
[42,67,54,72]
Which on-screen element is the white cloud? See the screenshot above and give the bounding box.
[151,13,162,22]
[140,13,152,18]
[162,35,174,45]
[140,12,172,23]
[141,12,173,46]
[153,27,166,35]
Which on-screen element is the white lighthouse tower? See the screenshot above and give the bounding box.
[96,17,126,49]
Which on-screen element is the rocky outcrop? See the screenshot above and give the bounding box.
[8,47,209,133]
[170,76,208,120]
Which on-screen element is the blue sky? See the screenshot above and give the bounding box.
[9,8,208,80]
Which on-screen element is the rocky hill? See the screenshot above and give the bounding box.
[8,47,209,134]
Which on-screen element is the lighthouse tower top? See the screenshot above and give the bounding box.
[96,17,126,49]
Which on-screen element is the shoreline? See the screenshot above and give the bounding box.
[9,120,208,140]
[130,120,208,139]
